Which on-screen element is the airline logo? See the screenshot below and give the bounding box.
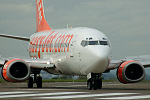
[37,0,43,24]
[29,32,73,54]
[36,0,51,32]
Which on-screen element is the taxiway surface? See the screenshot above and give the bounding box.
[0,81,150,100]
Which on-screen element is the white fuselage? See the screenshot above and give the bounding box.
[29,27,111,75]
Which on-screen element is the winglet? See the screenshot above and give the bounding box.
[36,0,51,32]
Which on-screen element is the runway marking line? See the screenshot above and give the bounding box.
[97,95,150,100]
[32,93,138,99]
[0,91,147,100]
[0,91,32,95]
[15,89,67,91]
[0,92,87,98]
[52,85,86,87]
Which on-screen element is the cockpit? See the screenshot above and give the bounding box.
[81,40,110,47]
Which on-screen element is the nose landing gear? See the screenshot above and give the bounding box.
[87,73,102,90]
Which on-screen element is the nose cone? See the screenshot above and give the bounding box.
[92,46,110,59]
[85,46,110,74]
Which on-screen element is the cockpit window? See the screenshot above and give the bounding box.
[81,40,109,47]
[84,41,89,46]
[89,41,99,45]
[99,41,108,45]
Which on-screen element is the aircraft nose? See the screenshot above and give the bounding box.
[91,46,110,59]
[86,46,110,73]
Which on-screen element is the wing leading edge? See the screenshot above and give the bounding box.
[106,55,150,84]
[0,34,30,41]
[0,57,54,69]
[108,55,150,71]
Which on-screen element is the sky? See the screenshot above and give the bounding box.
[0,0,150,59]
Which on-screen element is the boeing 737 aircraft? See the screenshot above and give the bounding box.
[0,0,149,90]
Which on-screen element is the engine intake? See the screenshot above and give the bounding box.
[2,59,30,82]
[117,60,145,84]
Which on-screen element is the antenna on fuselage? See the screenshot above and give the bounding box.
[67,23,69,28]
[67,23,72,28]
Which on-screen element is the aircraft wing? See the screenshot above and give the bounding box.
[107,55,150,72]
[25,58,55,69]
[0,34,55,69]
[0,56,55,83]
[0,57,55,69]
[106,60,122,70]
[0,59,5,67]
[0,34,30,41]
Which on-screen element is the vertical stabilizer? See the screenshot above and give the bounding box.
[36,0,51,32]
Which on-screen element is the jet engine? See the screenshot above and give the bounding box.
[2,59,30,82]
[117,60,145,84]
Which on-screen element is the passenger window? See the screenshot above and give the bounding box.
[65,43,69,47]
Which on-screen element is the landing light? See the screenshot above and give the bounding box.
[47,61,50,64]
[58,59,61,62]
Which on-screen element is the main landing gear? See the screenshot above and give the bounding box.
[28,69,42,88]
[87,73,102,90]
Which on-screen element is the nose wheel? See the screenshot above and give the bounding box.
[87,73,102,90]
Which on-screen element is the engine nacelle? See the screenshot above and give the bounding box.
[117,60,145,84]
[2,59,30,82]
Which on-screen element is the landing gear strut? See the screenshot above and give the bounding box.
[28,69,42,88]
[87,73,102,90]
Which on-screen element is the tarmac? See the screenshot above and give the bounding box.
[0,81,150,100]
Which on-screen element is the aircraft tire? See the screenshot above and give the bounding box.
[93,80,98,90]
[87,79,92,90]
[97,79,102,89]
[28,77,33,88]
[36,76,42,88]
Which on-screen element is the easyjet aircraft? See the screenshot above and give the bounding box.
[0,0,149,90]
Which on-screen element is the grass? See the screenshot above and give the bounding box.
[43,79,118,82]
[0,78,149,83]
[0,78,6,83]
[0,78,114,83]
[0,78,87,83]
[42,79,87,82]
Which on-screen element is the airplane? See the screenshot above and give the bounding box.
[0,0,149,90]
